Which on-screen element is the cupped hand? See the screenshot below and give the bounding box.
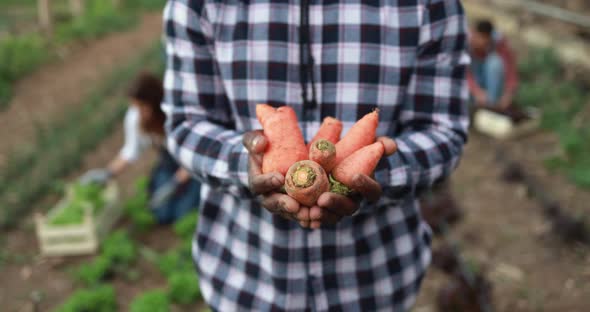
[307,136,398,229]
[243,131,309,223]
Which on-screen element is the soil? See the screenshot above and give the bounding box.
[0,13,163,169]
[415,133,590,312]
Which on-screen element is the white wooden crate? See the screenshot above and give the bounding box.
[35,182,120,257]
[474,109,541,140]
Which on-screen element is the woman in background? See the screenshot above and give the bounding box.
[81,72,199,224]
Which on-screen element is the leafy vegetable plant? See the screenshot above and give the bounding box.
[167,270,201,305]
[49,183,106,225]
[129,289,170,312]
[53,285,116,312]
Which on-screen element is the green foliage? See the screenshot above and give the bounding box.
[173,211,198,240]
[157,249,193,278]
[0,34,47,108]
[567,166,590,189]
[74,256,111,286]
[0,34,46,82]
[167,271,201,305]
[124,0,167,11]
[74,231,136,286]
[102,230,137,265]
[129,289,170,312]
[516,48,590,189]
[49,183,106,225]
[56,0,136,42]
[518,48,561,81]
[125,177,156,231]
[53,285,116,312]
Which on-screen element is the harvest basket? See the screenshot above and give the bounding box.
[474,109,540,140]
[35,182,120,256]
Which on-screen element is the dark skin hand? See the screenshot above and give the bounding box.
[243,130,303,221]
[307,136,397,229]
[243,131,398,229]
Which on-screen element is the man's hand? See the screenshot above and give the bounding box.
[307,137,398,229]
[243,131,305,222]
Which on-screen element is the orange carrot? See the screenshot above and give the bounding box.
[256,105,308,175]
[334,110,379,165]
[309,139,337,173]
[256,104,276,125]
[285,160,330,206]
[331,142,385,194]
[307,117,342,148]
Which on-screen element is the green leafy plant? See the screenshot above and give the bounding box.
[73,231,136,286]
[56,0,136,43]
[124,0,167,10]
[125,177,156,231]
[167,270,201,305]
[129,289,170,312]
[173,211,198,240]
[101,230,137,265]
[74,255,111,286]
[157,249,193,278]
[516,48,590,189]
[53,285,116,312]
[0,34,47,108]
[49,183,106,225]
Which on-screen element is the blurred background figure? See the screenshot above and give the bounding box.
[468,19,519,112]
[80,72,199,224]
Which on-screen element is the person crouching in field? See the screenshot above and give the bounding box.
[80,72,200,224]
[468,19,519,113]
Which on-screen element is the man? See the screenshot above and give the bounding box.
[468,19,518,111]
[162,0,469,310]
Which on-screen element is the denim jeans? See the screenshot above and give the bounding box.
[471,52,505,105]
[148,149,200,224]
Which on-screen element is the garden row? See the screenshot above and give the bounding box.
[0,41,164,229]
[515,48,590,189]
[52,178,205,312]
[0,0,166,108]
[421,190,494,312]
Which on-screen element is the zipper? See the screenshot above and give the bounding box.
[299,0,317,118]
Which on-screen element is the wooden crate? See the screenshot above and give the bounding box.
[35,182,120,257]
[474,109,541,140]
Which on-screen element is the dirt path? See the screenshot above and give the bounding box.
[415,134,590,312]
[0,13,163,168]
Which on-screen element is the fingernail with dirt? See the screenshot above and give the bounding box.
[272,175,282,187]
[252,136,261,149]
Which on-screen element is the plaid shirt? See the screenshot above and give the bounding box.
[162,0,469,310]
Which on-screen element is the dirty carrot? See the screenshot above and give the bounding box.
[331,141,385,195]
[334,110,379,165]
[308,117,343,148]
[255,103,277,126]
[309,139,337,173]
[256,104,308,175]
[285,160,330,207]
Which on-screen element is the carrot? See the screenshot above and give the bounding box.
[309,139,337,173]
[256,105,308,175]
[330,142,385,195]
[285,160,330,207]
[256,104,276,125]
[307,117,342,148]
[334,110,379,165]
